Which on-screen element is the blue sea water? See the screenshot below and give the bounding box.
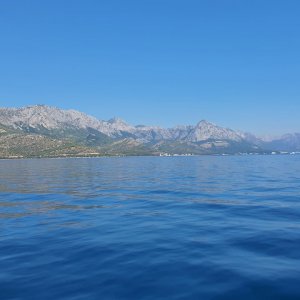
[0,156,300,300]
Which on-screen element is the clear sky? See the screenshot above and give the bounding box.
[0,0,299,135]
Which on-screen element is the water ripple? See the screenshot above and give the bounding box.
[1,156,300,299]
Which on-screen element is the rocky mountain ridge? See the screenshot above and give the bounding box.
[0,105,299,158]
[0,105,245,142]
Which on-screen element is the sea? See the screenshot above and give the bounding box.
[0,155,300,299]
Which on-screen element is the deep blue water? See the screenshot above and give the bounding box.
[0,156,300,300]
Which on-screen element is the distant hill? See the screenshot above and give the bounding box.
[0,105,298,158]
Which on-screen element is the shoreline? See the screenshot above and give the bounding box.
[0,152,299,160]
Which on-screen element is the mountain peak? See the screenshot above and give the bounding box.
[108,117,127,124]
[24,104,53,109]
[187,119,242,142]
[196,120,216,127]
[107,117,135,132]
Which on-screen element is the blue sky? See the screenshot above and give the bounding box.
[0,0,299,135]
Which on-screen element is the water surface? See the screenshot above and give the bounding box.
[1,156,300,299]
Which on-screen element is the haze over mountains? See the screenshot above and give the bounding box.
[0,105,299,158]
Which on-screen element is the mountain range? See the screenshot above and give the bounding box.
[0,105,299,158]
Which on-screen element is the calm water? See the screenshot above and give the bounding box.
[0,156,300,300]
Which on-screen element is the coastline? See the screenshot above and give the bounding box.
[1,152,299,160]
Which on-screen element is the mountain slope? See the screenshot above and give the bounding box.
[0,133,101,158]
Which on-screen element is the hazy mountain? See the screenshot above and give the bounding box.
[0,105,298,158]
[262,133,300,152]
